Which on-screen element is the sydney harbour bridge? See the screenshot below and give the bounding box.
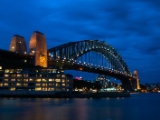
[0,32,139,91]
[48,40,137,91]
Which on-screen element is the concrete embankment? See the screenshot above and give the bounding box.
[0,91,130,98]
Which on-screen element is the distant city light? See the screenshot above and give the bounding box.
[75,77,82,80]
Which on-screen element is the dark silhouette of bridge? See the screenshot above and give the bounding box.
[0,40,138,91]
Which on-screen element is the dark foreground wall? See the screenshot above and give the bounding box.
[0,91,130,98]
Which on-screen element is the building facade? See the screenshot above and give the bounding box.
[0,68,73,92]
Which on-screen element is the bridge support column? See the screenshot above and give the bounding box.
[121,79,134,92]
[29,31,47,67]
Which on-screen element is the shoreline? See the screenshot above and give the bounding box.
[0,91,130,98]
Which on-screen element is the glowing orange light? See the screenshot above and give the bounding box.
[79,68,83,70]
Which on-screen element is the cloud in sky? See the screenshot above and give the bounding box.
[0,0,160,83]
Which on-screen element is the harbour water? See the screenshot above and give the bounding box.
[0,93,160,120]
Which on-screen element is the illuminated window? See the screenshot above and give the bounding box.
[16,83,21,86]
[0,66,2,69]
[42,79,47,82]
[11,74,16,77]
[17,79,22,82]
[42,83,47,87]
[62,79,65,82]
[10,69,14,73]
[23,79,28,82]
[49,79,53,82]
[56,83,60,87]
[48,88,54,91]
[35,87,41,91]
[23,74,28,77]
[49,83,54,86]
[23,83,28,86]
[4,74,9,77]
[4,83,8,86]
[62,75,65,78]
[36,79,41,82]
[55,79,61,82]
[41,87,47,91]
[4,79,8,82]
[37,74,42,77]
[53,69,57,73]
[11,79,15,81]
[0,83,3,86]
[16,69,22,73]
[4,69,9,73]
[36,83,41,87]
[10,87,15,91]
[17,74,22,77]
[29,79,34,82]
[62,83,65,86]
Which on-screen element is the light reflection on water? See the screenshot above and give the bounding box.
[0,93,160,120]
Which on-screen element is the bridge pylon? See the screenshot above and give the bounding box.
[131,70,140,91]
[29,31,47,67]
[9,35,27,54]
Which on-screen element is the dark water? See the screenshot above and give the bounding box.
[0,93,160,120]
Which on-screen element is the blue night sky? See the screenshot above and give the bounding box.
[0,0,160,83]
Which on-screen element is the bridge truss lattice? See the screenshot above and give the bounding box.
[48,40,131,75]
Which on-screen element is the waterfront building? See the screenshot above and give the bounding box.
[9,35,27,54]
[1,31,73,93]
[0,68,73,92]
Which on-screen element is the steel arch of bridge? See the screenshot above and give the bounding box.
[48,40,131,75]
